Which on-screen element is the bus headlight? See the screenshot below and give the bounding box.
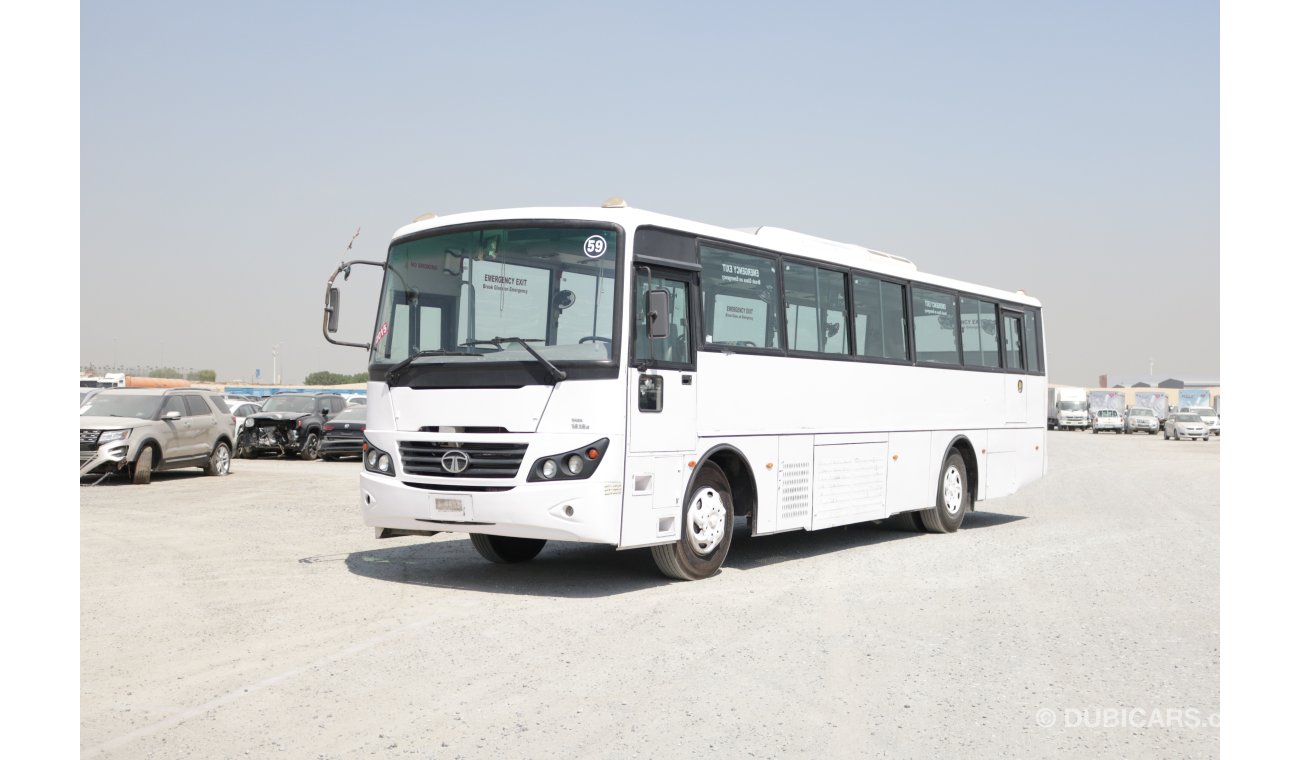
[363,438,395,477]
[528,438,608,482]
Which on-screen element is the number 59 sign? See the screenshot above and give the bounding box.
[583,235,607,258]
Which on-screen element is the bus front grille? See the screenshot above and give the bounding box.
[398,441,528,478]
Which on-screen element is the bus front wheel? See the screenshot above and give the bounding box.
[919,451,969,534]
[470,534,546,563]
[652,463,734,581]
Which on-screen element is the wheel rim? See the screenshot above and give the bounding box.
[215,445,230,474]
[942,466,963,515]
[686,487,727,556]
[306,436,318,456]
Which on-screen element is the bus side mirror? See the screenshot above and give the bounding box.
[646,288,670,340]
[326,287,341,333]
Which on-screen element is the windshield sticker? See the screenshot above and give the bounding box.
[375,321,389,344]
[583,235,607,258]
[719,262,761,286]
[481,273,530,295]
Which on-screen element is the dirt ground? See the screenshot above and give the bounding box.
[81,431,1219,758]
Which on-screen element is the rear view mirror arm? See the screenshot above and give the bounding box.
[323,258,385,349]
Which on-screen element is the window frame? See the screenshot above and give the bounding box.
[848,269,914,366]
[695,239,787,357]
[628,265,698,372]
[780,256,853,360]
[957,295,1005,374]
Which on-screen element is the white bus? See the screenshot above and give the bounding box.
[323,201,1046,580]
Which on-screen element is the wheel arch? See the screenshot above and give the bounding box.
[135,439,162,465]
[940,434,979,506]
[693,444,757,520]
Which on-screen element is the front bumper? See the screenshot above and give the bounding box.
[80,442,132,476]
[360,432,625,545]
[1058,417,1087,427]
[320,437,364,457]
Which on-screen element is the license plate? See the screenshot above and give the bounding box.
[433,496,472,519]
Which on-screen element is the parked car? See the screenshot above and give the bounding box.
[1123,406,1160,435]
[1180,405,1221,436]
[1091,408,1123,433]
[319,406,367,460]
[345,395,367,407]
[239,393,347,460]
[80,388,237,484]
[230,402,264,457]
[1164,412,1209,441]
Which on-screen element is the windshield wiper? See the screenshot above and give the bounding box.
[385,349,483,383]
[462,337,567,384]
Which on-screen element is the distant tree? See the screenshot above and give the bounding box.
[349,372,368,383]
[149,367,183,379]
[186,369,217,382]
[304,370,346,385]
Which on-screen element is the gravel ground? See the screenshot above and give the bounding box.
[81,431,1219,759]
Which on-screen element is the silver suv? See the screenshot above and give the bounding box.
[80,388,237,484]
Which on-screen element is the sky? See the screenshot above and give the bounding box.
[80,0,1219,387]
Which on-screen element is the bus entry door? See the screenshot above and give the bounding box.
[623,270,698,547]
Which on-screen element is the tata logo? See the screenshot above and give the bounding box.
[441,450,470,474]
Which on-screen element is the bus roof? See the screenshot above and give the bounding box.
[391,206,1043,308]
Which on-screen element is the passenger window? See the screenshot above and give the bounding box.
[699,245,781,349]
[208,396,231,414]
[1003,313,1025,370]
[960,296,1001,368]
[783,262,848,355]
[911,287,959,364]
[634,275,691,365]
[853,275,909,360]
[181,396,210,417]
[1024,310,1041,373]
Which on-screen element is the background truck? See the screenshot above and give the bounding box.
[1049,386,1089,430]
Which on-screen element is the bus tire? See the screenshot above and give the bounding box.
[652,463,734,581]
[919,451,969,534]
[470,534,546,563]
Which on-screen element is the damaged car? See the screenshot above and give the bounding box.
[238,392,347,460]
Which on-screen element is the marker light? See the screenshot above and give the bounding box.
[586,448,600,460]
[601,196,627,208]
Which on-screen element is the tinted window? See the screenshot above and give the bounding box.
[783,262,848,355]
[852,275,909,361]
[234,404,259,416]
[699,245,781,349]
[208,396,231,414]
[911,287,959,364]
[183,396,213,416]
[1025,309,1041,373]
[959,297,1001,368]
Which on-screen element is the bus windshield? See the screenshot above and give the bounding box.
[370,225,618,373]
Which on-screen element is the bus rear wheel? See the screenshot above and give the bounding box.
[919,451,969,534]
[652,463,734,581]
[470,534,546,563]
